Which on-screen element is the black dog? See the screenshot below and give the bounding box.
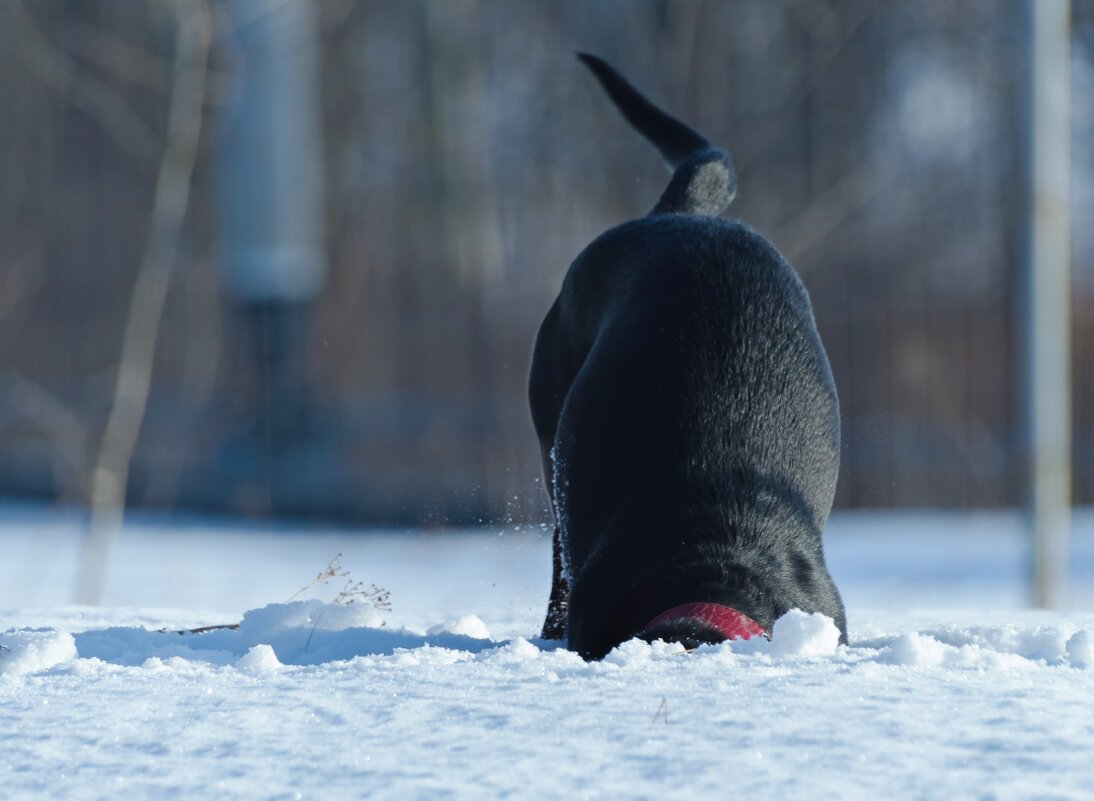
[529,54,847,660]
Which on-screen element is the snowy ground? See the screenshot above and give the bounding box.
[3,504,1094,800]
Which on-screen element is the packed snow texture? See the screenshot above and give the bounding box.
[3,505,1094,800]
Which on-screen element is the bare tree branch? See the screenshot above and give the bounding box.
[56,13,238,106]
[51,15,173,93]
[6,2,162,171]
[774,162,878,264]
[732,6,875,178]
[3,372,91,500]
[76,0,212,605]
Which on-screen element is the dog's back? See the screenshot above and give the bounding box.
[530,56,845,659]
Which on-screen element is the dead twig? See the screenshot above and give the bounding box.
[157,555,391,641]
[333,578,392,610]
[289,555,391,651]
[652,697,669,724]
[286,553,349,603]
[285,553,392,610]
[159,623,241,636]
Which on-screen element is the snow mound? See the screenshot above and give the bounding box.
[74,600,497,667]
[727,609,842,657]
[1066,630,1093,668]
[240,599,383,632]
[867,623,1094,669]
[919,622,1079,662]
[881,633,949,666]
[766,609,842,656]
[427,613,491,639]
[483,636,543,664]
[0,628,77,677]
[235,643,283,674]
[45,601,1094,677]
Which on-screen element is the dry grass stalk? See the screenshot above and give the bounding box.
[160,554,391,637]
[652,697,669,724]
[286,553,391,610]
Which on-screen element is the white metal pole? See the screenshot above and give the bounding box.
[1029,0,1072,608]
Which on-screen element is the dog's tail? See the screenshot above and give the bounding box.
[577,53,737,217]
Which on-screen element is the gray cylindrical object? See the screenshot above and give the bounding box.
[217,0,327,302]
[1027,0,1071,609]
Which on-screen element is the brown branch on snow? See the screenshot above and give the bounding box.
[75,0,212,606]
[158,623,241,636]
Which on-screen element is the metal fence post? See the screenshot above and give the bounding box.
[1028,0,1072,608]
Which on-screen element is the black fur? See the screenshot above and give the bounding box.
[576,54,736,217]
[529,54,847,660]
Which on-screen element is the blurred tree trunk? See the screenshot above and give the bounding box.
[76,1,211,605]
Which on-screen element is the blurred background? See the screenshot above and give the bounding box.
[0,0,1090,535]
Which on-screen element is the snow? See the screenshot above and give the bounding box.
[745,608,842,657]
[0,628,77,678]
[427,613,492,639]
[3,505,1094,799]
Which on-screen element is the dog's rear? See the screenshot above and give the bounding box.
[530,55,846,659]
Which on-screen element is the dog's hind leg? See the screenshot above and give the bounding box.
[529,298,576,641]
[540,524,570,640]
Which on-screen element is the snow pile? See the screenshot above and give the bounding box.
[0,629,76,678]
[766,609,842,655]
[427,613,491,639]
[725,608,842,657]
[878,623,1094,669]
[8,605,1093,675]
[881,632,950,666]
[10,606,848,672]
[234,643,283,674]
[70,599,497,667]
[1067,630,1094,667]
